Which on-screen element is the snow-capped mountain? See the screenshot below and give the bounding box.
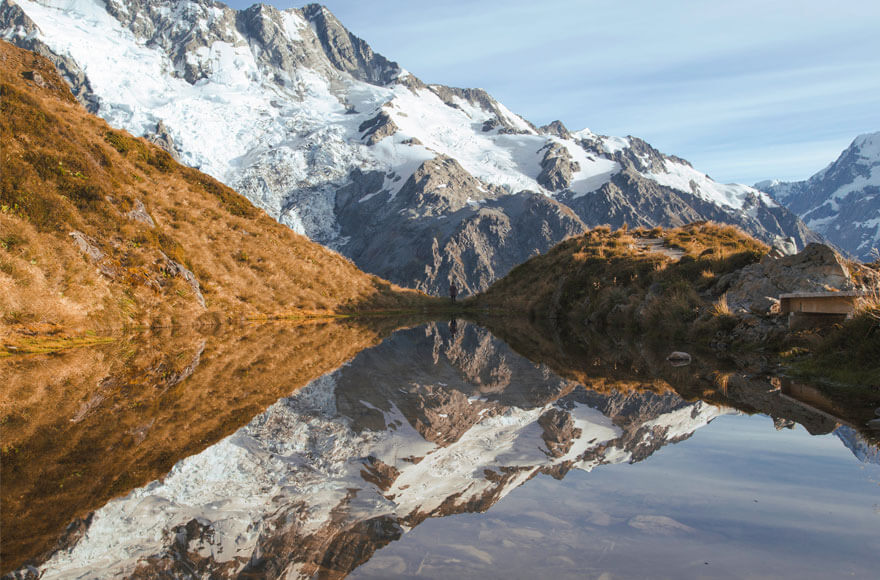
[757,132,880,262]
[1,0,817,293]
[28,322,730,579]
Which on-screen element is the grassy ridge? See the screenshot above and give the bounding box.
[474,222,766,345]
[0,41,436,343]
[473,222,880,386]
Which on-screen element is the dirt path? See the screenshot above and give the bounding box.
[633,238,686,261]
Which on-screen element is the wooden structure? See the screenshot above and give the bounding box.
[779,291,864,329]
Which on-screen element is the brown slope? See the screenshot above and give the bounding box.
[472,222,768,347]
[0,40,430,341]
[0,320,393,573]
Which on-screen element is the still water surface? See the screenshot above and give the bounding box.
[2,320,878,579]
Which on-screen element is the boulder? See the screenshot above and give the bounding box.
[666,351,692,366]
[69,231,103,262]
[22,69,45,87]
[723,243,857,315]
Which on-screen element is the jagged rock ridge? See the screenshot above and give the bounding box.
[2,0,818,294]
[757,132,880,261]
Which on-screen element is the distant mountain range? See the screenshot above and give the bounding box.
[756,132,880,262]
[1,0,820,294]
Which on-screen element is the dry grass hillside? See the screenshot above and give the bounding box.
[473,222,768,343]
[0,41,433,344]
[474,222,880,386]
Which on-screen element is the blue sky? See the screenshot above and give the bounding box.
[226,0,880,185]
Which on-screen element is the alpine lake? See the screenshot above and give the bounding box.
[2,316,878,579]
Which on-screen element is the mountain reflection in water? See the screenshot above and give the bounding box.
[3,320,879,579]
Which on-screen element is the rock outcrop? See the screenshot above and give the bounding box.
[335,160,588,294]
[358,111,398,145]
[160,252,206,309]
[537,142,580,191]
[722,243,859,314]
[144,120,179,161]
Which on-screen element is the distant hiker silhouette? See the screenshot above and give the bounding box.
[449,282,458,305]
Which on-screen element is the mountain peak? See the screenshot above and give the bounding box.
[300,2,401,86]
[2,0,818,293]
[758,133,880,260]
[851,131,880,160]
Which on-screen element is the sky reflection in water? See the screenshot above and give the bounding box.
[11,320,880,579]
[355,414,880,579]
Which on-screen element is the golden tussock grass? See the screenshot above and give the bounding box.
[472,221,766,346]
[0,41,435,343]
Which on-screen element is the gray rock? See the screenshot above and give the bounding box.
[127,199,156,227]
[335,160,587,294]
[69,231,118,279]
[359,111,398,145]
[666,351,692,366]
[768,236,798,258]
[161,252,206,308]
[300,3,401,86]
[539,120,571,140]
[22,70,45,87]
[724,243,857,314]
[537,142,580,191]
[428,85,537,135]
[69,231,104,262]
[144,120,179,161]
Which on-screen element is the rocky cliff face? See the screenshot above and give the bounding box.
[2,0,817,294]
[722,243,866,314]
[22,322,730,579]
[757,132,880,261]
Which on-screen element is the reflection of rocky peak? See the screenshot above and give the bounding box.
[26,323,729,579]
[834,425,880,465]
